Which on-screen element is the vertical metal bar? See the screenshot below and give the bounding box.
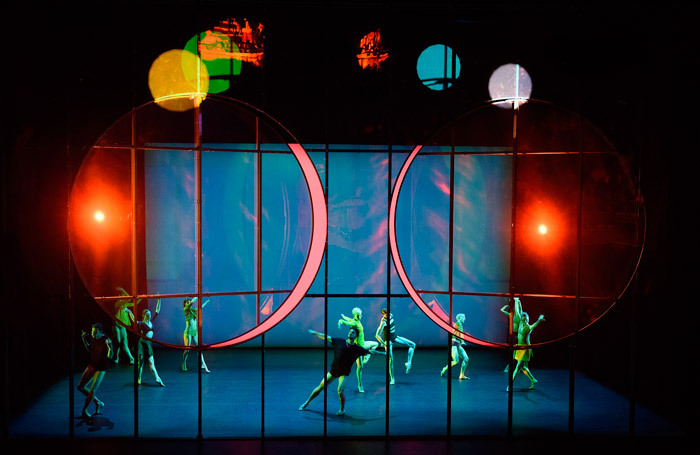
[629,165,642,436]
[194,101,203,439]
[507,105,520,437]
[570,115,585,434]
[256,117,265,438]
[131,108,139,438]
[67,100,75,439]
[446,124,455,437]
[384,146,392,437]
[323,144,329,437]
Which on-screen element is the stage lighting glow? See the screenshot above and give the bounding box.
[416,44,461,90]
[94,210,105,222]
[538,224,547,235]
[488,63,532,109]
[148,49,209,111]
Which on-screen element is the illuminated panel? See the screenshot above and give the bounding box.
[416,44,461,90]
[148,49,209,111]
[488,63,532,109]
[389,145,502,348]
[210,143,327,347]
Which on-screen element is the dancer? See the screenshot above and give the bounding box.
[182,297,210,373]
[508,312,545,391]
[77,323,113,419]
[374,307,416,384]
[500,296,523,372]
[338,307,378,392]
[299,327,385,416]
[137,298,165,386]
[112,287,137,364]
[440,313,469,380]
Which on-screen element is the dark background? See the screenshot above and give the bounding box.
[3,1,693,437]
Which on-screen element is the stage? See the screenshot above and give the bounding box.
[9,348,681,442]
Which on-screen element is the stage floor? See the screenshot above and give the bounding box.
[9,347,682,443]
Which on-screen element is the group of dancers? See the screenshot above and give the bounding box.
[77,291,210,419]
[299,298,545,416]
[77,293,544,419]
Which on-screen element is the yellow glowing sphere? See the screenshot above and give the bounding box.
[148,49,210,112]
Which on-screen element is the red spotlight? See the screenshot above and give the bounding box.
[538,224,547,235]
[94,210,105,223]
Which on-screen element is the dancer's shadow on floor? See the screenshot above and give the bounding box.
[75,414,115,432]
[299,409,384,426]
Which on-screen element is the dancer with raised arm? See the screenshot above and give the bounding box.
[375,307,416,384]
[299,327,385,416]
[137,298,165,386]
[183,297,211,373]
[440,313,470,380]
[508,311,545,391]
[500,296,523,372]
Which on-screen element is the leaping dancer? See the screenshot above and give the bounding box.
[375,307,416,384]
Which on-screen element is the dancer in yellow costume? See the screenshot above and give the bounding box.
[508,311,545,391]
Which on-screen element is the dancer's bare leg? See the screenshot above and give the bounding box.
[395,336,415,373]
[441,346,458,376]
[507,359,524,391]
[299,372,335,410]
[336,375,347,415]
[522,365,537,388]
[147,356,164,386]
[79,370,105,417]
[386,342,395,384]
[182,335,190,371]
[458,345,470,380]
[356,358,364,392]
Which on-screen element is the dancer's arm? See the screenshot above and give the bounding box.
[80,331,91,351]
[105,337,113,359]
[116,286,129,296]
[530,315,545,331]
[500,305,510,316]
[513,298,523,318]
[338,314,353,328]
[125,308,136,327]
[308,329,331,342]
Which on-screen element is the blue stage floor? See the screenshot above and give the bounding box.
[8,348,683,446]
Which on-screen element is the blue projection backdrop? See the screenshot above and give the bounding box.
[142,145,510,347]
[68,98,642,350]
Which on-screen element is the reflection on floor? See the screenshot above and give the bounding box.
[9,348,682,443]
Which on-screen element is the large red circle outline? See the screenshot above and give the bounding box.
[389,145,502,348]
[210,143,327,347]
